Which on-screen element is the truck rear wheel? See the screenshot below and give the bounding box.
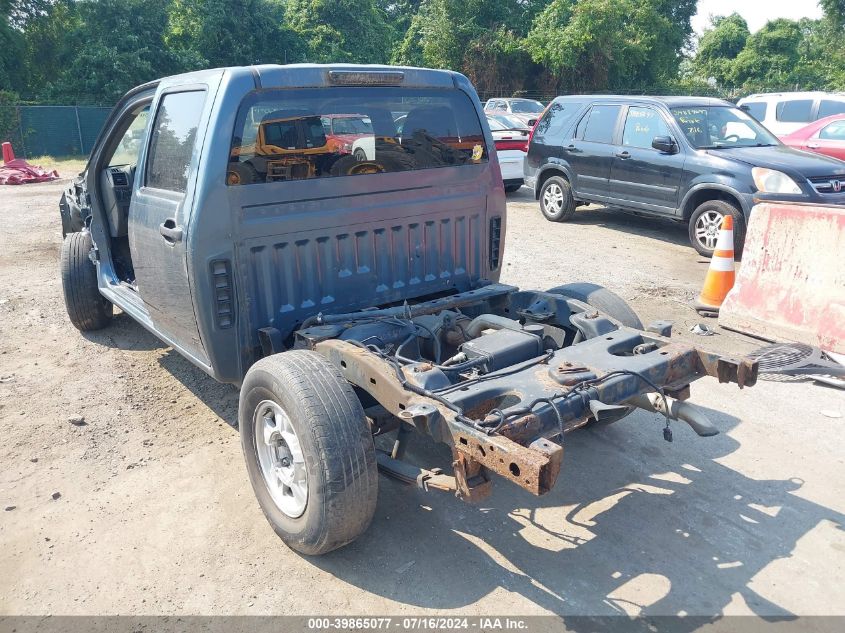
[239,350,378,555]
[60,231,112,332]
[547,282,643,329]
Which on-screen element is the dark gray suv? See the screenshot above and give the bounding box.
[524,96,845,256]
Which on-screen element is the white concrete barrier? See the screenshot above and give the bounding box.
[719,202,845,354]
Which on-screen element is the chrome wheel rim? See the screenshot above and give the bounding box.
[254,400,308,518]
[543,183,564,213]
[694,210,724,251]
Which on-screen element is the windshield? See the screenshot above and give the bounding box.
[510,100,544,114]
[670,106,780,149]
[489,114,528,130]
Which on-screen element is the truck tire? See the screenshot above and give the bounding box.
[330,154,360,177]
[239,350,378,555]
[539,175,576,222]
[60,231,112,332]
[546,282,643,329]
[227,161,259,186]
[688,199,746,258]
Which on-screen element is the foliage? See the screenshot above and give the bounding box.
[4,0,845,106]
[167,0,304,67]
[0,89,20,142]
[285,0,394,64]
[820,0,845,29]
[392,0,535,71]
[524,0,693,92]
[0,0,25,92]
[688,12,845,94]
[692,13,749,88]
[37,0,201,104]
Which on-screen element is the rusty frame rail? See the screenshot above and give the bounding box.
[314,324,757,501]
[316,339,564,500]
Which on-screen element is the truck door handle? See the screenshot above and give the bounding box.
[806,143,820,149]
[615,151,631,159]
[159,218,183,243]
[564,144,581,153]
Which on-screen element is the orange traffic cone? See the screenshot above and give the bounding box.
[695,214,735,316]
[2,142,14,164]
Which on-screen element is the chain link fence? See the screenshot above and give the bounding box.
[0,105,112,159]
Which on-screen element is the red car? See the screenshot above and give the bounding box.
[780,114,845,161]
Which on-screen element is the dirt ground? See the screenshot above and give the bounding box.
[1,177,843,620]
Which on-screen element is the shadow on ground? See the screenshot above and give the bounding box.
[314,409,843,624]
[85,311,844,625]
[81,312,167,352]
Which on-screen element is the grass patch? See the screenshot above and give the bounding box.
[26,155,88,177]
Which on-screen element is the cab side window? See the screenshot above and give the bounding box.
[776,99,813,123]
[576,105,621,144]
[742,102,767,121]
[818,100,845,118]
[622,106,671,149]
[146,91,206,192]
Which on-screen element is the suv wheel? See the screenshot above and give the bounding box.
[239,350,378,555]
[60,231,112,331]
[539,175,576,222]
[689,200,746,258]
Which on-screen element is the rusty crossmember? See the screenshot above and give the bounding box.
[315,339,564,499]
[314,333,757,501]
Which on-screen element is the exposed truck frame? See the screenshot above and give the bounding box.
[299,283,756,502]
[58,64,758,555]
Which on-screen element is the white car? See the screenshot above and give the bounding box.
[738,92,845,136]
[351,113,408,161]
[487,115,530,193]
[483,98,545,127]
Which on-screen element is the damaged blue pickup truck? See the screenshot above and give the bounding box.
[58,64,757,555]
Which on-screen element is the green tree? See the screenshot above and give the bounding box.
[525,0,687,92]
[820,0,845,29]
[393,0,535,67]
[285,0,394,64]
[730,18,825,92]
[0,0,25,92]
[167,0,304,67]
[693,13,750,88]
[377,0,422,43]
[40,0,200,104]
[15,0,80,100]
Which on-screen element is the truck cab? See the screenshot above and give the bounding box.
[60,65,756,555]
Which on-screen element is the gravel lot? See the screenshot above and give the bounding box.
[1,177,843,619]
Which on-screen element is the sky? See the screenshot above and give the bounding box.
[692,0,824,35]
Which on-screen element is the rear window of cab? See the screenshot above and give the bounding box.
[228,87,488,186]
